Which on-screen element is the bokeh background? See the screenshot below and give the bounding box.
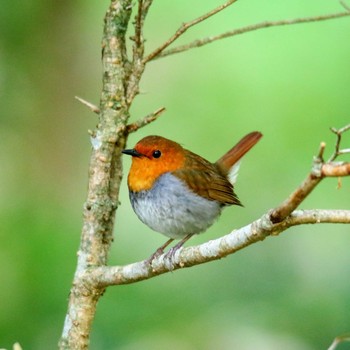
[1,0,350,349]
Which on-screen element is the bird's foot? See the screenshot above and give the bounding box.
[146,234,195,270]
[145,247,165,265]
[164,233,195,270]
[164,246,180,271]
[146,238,174,266]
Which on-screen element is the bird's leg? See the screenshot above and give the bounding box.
[146,238,174,264]
[164,233,195,267]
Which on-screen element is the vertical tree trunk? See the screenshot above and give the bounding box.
[59,1,132,348]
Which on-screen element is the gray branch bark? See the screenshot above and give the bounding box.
[88,209,350,287]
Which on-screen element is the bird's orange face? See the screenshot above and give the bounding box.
[125,136,186,192]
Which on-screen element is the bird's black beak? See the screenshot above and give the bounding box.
[122,149,143,157]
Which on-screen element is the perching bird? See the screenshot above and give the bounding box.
[122,131,262,262]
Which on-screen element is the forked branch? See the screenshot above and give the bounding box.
[143,0,238,63]
[329,124,350,161]
[270,124,350,223]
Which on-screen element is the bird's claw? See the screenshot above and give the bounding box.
[145,247,165,265]
[164,247,179,270]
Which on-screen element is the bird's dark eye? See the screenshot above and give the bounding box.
[152,150,161,158]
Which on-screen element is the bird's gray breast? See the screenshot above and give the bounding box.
[129,172,222,239]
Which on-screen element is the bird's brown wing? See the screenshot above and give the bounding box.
[172,152,242,206]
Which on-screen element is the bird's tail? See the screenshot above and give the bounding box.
[216,131,262,185]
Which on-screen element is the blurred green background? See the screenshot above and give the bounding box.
[1,0,350,349]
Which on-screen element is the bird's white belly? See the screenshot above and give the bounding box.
[129,173,222,239]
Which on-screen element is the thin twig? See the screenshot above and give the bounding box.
[75,96,100,114]
[140,0,154,23]
[317,141,326,162]
[329,127,342,161]
[143,0,238,63]
[340,0,350,12]
[131,0,153,44]
[328,333,350,350]
[269,173,323,224]
[134,0,143,48]
[128,1,156,104]
[127,107,166,133]
[270,124,350,223]
[329,123,350,161]
[339,148,350,155]
[156,10,350,59]
[338,124,350,133]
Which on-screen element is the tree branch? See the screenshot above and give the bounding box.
[59,1,133,349]
[88,209,350,287]
[270,125,350,223]
[322,162,350,176]
[328,333,350,350]
[133,0,154,48]
[126,107,166,133]
[133,0,144,49]
[127,0,156,104]
[155,10,350,60]
[143,0,238,63]
[329,124,350,161]
[75,96,100,114]
[269,172,323,224]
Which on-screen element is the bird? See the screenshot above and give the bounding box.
[122,131,262,264]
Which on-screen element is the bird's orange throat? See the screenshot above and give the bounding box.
[127,154,185,192]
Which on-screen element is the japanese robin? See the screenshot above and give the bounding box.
[122,131,262,263]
